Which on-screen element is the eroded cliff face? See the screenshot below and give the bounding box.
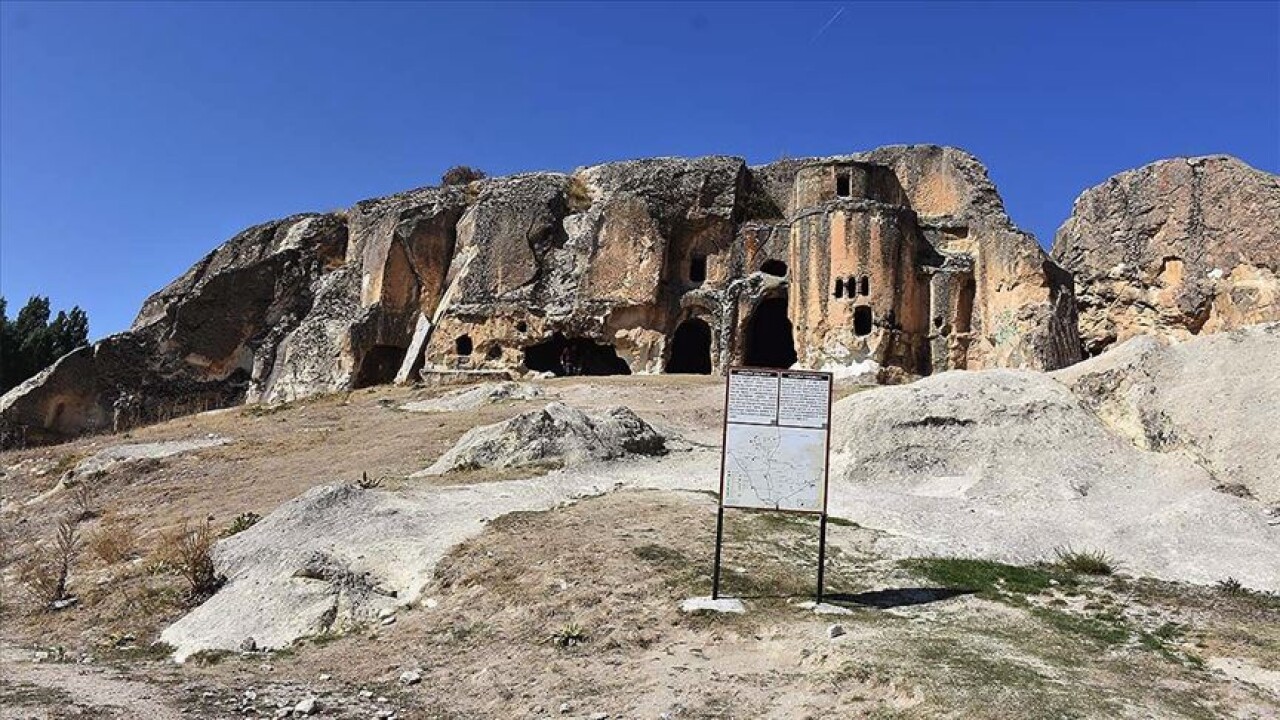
[1,214,349,446]
[1052,155,1280,356]
[0,145,1081,446]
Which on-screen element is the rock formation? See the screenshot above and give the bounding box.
[829,328,1280,591]
[1,145,1080,446]
[415,402,666,475]
[1053,322,1280,505]
[1,214,348,447]
[1053,155,1280,355]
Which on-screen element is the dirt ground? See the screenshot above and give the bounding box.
[1,376,1278,719]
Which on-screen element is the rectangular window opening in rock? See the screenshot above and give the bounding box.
[690,255,707,284]
[854,306,873,336]
[836,171,852,198]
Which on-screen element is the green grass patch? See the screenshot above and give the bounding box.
[1030,607,1130,646]
[902,557,1075,598]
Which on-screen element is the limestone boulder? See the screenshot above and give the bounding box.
[415,402,666,475]
[1053,323,1280,505]
[1052,155,1280,355]
[829,367,1279,591]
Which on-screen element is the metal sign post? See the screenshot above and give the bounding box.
[711,368,834,601]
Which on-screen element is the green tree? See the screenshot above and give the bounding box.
[0,296,90,394]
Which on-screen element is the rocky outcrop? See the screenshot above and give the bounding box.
[415,402,666,475]
[2,145,1082,446]
[784,145,1081,378]
[1053,322,1280,505]
[398,381,542,413]
[829,359,1280,591]
[1,214,349,446]
[1053,155,1280,355]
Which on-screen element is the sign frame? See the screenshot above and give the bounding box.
[711,367,835,602]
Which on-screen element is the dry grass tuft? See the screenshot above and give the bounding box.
[88,515,139,566]
[567,175,593,213]
[1054,546,1116,576]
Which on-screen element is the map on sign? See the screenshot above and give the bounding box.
[720,369,832,513]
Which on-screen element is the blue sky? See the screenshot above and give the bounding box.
[2,2,1277,339]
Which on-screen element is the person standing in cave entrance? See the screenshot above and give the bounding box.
[560,344,577,376]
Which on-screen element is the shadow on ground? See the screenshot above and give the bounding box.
[826,587,971,609]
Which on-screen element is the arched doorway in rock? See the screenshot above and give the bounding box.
[666,318,712,374]
[744,296,797,369]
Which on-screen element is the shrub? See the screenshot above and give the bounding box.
[162,519,224,604]
[357,471,382,490]
[68,478,97,522]
[89,515,139,565]
[550,621,587,648]
[19,518,79,608]
[1054,546,1116,576]
[220,512,261,538]
[1216,577,1244,594]
[441,165,486,186]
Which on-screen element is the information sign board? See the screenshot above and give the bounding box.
[719,368,833,513]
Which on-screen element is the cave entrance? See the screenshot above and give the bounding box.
[666,318,712,374]
[760,259,787,277]
[355,345,408,388]
[744,296,797,369]
[523,332,631,377]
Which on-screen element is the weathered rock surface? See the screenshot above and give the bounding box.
[1054,323,1280,505]
[3,146,1081,447]
[414,402,665,476]
[159,452,705,661]
[398,381,542,413]
[155,329,1280,660]
[1,214,349,446]
[66,435,231,478]
[828,351,1280,591]
[1053,155,1280,355]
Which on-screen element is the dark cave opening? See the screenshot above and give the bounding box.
[455,334,473,356]
[523,332,632,377]
[665,318,712,374]
[854,305,873,336]
[744,296,797,369]
[690,255,707,284]
[355,345,408,388]
[760,259,788,277]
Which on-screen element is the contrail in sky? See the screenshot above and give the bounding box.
[811,6,845,43]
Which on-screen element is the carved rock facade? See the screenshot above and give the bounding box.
[1,145,1080,446]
